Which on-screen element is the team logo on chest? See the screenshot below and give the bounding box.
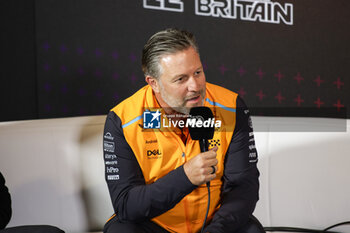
[209,139,221,149]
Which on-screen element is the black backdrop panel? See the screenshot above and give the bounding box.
[0,1,37,122]
[35,0,349,119]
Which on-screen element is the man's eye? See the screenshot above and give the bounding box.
[175,77,184,82]
[195,70,202,75]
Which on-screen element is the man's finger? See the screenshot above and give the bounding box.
[202,147,218,158]
[210,145,218,152]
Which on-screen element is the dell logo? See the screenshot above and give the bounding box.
[147,149,162,156]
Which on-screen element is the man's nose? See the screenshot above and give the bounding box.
[187,76,200,92]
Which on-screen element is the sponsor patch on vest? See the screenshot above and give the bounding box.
[248,116,253,129]
[107,175,119,180]
[147,149,162,159]
[105,154,117,160]
[106,166,119,173]
[104,132,114,140]
[146,139,158,144]
[104,141,115,152]
[249,152,257,163]
[105,161,118,165]
[209,139,221,148]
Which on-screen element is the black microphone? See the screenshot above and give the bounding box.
[188,106,215,153]
[188,106,215,233]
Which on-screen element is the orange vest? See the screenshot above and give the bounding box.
[111,82,238,233]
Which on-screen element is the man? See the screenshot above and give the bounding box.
[103,28,264,233]
[0,172,11,230]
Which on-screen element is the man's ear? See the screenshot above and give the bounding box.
[145,76,160,93]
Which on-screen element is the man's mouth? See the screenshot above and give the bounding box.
[186,95,201,103]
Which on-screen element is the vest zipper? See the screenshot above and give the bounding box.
[172,133,191,232]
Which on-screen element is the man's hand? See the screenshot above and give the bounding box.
[183,146,218,186]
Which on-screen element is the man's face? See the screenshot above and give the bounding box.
[153,47,206,114]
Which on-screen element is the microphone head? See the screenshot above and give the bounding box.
[188,107,215,140]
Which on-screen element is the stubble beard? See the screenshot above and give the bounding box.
[159,81,205,115]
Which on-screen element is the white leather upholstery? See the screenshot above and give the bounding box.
[0,116,349,233]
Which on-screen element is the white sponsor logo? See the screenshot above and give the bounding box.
[249,152,257,162]
[143,0,184,12]
[195,0,293,25]
[105,161,118,165]
[107,175,119,180]
[105,154,117,160]
[249,152,257,158]
[249,144,256,150]
[107,167,119,173]
[143,0,293,25]
[143,110,222,128]
[248,116,253,128]
[104,132,114,140]
[163,117,221,128]
[104,141,115,152]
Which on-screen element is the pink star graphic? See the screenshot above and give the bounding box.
[294,94,304,106]
[314,97,324,108]
[112,51,119,60]
[256,90,266,101]
[275,92,285,104]
[129,53,137,62]
[95,48,103,57]
[237,87,246,98]
[256,68,265,80]
[294,72,304,84]
[60,45,68,53]
[313,75,324,87]
[274,71,284,82]
[130,74,137,83]
[237,66,246,76]
[333,100,344,112]
[219,64,228,75]
[333,78,344,90]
